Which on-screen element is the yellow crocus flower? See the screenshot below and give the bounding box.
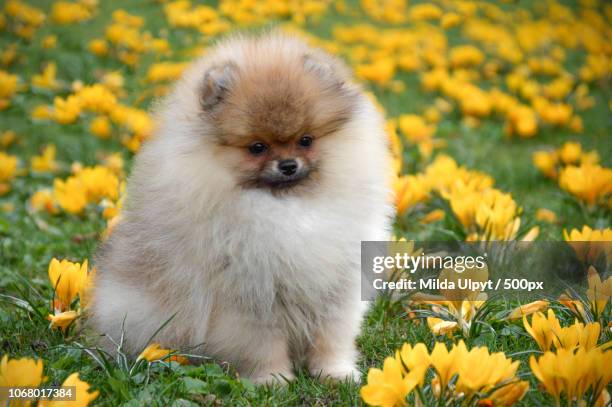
[507,300,549,320]
[486,380,529,406]
[564,227,612,264]
[48,258,89,312]
[137,343,188,365]
[360,356,417,407]
[427,317,458,336]
[429,341,465,389]
[586,266,612,317]
[394,343,430,385]
[559,164,612,206]
[0,354,45,389]
[530,347,612,404]
[523,309,560,351]
[38,373,99,407]
[455,346,520,396]
[30,145,58,173]
[47,310,78,332]
[31,63,59,90]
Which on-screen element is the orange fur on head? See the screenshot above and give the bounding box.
[200,37,359,191]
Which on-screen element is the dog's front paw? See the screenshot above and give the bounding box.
[310,361,361,382]
[250,370,295,386]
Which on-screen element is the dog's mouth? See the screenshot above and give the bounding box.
[240,169,315,192]
[259,171,310,190]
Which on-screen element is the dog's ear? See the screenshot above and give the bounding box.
[303,52,350,89]
[200,62,238,110]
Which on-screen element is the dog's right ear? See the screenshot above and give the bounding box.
[303,52,351,90]
[200,62,237,111]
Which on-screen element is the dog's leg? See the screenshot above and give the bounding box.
[248,334,294,385]
[307,298,366,382]
[207,309,294,385]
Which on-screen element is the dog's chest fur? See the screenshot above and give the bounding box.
[202,189,361,315]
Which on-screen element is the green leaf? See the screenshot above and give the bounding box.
[181,377,209,395]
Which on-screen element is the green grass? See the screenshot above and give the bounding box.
[0,0,610,406]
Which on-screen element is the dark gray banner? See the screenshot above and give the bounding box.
[361,241,610,301]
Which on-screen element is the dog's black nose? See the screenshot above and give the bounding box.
[278,159,298,176]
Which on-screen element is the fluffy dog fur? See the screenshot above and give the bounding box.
[89,32,393,383]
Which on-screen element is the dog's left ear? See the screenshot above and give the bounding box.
[200,61,238,111]
[303,52,350,89]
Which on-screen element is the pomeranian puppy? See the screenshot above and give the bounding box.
[89,32,392,383]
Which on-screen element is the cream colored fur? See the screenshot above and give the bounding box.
[89,33,393,383]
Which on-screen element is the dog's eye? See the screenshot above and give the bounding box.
[248,142,268,155]
[298,135,313,147]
